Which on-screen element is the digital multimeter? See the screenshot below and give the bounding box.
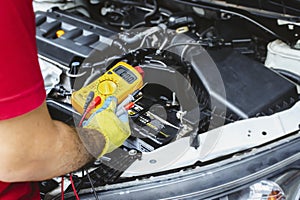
[71,61,143,114]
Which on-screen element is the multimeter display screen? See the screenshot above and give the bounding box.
[113,65,137,84]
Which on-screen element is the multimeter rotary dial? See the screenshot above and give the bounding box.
[97,79,118,96]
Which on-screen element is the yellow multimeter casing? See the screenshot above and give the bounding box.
[71,61,143,115]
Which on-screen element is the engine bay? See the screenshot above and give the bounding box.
[34,0,300,198]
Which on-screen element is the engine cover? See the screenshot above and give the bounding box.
[35,8,118,66]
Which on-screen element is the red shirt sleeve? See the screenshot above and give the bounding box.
[0,181,40,200]
[0,1,44,199]
[0,0,46,120]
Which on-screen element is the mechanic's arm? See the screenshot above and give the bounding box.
[0,1,130,183]
[0,101,103,182]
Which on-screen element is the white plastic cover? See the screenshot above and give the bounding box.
[265,40,300,76]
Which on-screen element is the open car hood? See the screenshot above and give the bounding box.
[188,0,300,21]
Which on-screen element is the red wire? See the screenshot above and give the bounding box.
[61,176,64,200]
[73,96,102,199]
[78,96,101,127]
[70,173,80,200]
[78,110,89,127]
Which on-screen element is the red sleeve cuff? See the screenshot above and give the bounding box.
[0,81,46,120]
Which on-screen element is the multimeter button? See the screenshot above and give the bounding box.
[107,71,113,74]
[98,80,117,95]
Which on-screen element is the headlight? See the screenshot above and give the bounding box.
[215,167,300,200]
[247,180,286,200]
[221,180,286,200]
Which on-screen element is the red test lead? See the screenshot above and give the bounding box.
[78,96,101,127]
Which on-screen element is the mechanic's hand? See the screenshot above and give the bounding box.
[83,96,130,158]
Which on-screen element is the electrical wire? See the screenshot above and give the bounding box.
[76,94,102,199]
[85,169,100,200]
[219,9,281,40]
[78,96,101,127]
[61,176,65,200]
[70,93,102,200]
[78,92,95,126]
[78,109,90,127]
[70,174,80,200]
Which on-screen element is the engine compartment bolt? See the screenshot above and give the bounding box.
[129,149,138,156]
